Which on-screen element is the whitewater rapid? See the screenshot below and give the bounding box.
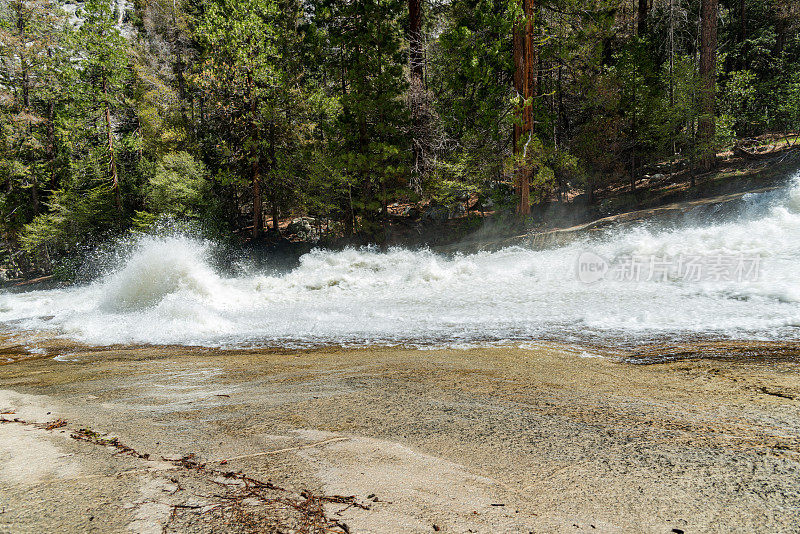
[4,175,800,348]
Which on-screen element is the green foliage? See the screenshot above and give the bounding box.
[1,0,799,276]
[721,70,758,129]
[428,179,478,210]
[428,0,515,191]
[718,0,800,136]
[778,72,800,133]
[313,0,410,236]
[20,182,116,254]
[145,151,208,216]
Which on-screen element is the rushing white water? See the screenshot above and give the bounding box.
[3,174,800,348]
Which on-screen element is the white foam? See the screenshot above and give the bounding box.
[2,175,800,347]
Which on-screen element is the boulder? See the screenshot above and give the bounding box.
[400,206,420,218]
[422,206,450,222]
[287,217,320,242]
[450,203,466,217]
[454,190,471,202]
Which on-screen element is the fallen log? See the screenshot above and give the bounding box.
[733,145,775,160]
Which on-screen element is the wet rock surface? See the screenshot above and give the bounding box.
[0,338,798,532]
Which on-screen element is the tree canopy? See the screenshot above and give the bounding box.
[1,0,798,276]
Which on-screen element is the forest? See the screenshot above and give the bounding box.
[1,0,799,277]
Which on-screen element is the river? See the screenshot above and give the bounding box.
[2,172,800,349]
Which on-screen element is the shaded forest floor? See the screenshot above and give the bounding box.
[271,135,800,253]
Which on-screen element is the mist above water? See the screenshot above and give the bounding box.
[3,174,800,349]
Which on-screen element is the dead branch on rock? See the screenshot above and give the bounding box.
[70,428,151,459]
[0,419,367,533]
[44,419,67,430]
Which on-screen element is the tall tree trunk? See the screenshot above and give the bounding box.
[358,44,371,230]
[601,36,613,66]
[47,46,58,190]
[637,0,648,36]
[270,192,279,234]
[513,0,534,217]
[521,0,534,216]
[668,0,675,107]
[738,0,746,43]
[522,0,534,136]
[19,2,36,214]
[21,66,30,109]
[358,116,370,227]
[29,108,39,215]
[30,174,39,214]
[631,74,638,193]
[268,121,279,234]
[102,74,121,212]
[408,0,426,192]
[339,53,354,236]
[251,98,263,239]
[775,11,787,53]
[557,63,567,146]
[512,4,525,156]
[170,2,189,125]
[698,0,718,172]
[252,157,262,239]
[17,8,30,109]
[408,0,423,85]
[47,100,56,189]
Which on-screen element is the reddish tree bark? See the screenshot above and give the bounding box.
[513,0,534,216]
[698,0,718,172]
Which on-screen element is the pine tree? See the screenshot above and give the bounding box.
[513,0,536,216]
[195,0,314,238]
[0,0,69,225]
[698,0,718,171]
[316,0,409,238]
[76,0,131,212]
